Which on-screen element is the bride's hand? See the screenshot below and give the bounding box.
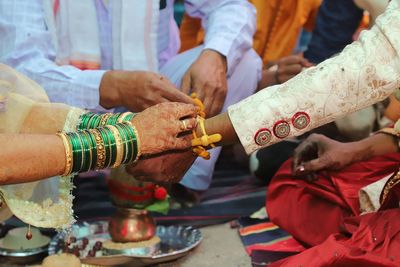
[131,102,198,155]
[126,150,197,183]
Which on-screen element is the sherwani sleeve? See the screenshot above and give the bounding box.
[0,0,106,111]
[184,0,256,76]
[228,0,400,154]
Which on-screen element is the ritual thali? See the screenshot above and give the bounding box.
[48,221,202,266]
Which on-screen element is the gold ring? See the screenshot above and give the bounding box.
[181,120,187,131]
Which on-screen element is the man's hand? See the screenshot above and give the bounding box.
[126,151,197,184]
[100,70,193,112]
[275,55,312,84]
[292,134,364,179]
[181,49,228,118]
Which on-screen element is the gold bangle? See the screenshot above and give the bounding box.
[90,129,106,170]
[57,132,73,176]
[100,113,113,127]
[106,125,124,168]
[117,112,132,123]
[131,124,141,162]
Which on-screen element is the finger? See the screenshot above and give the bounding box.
[171,135,193,150]
[280,64,303,75]
[279,74,296,83]
[192,80,206,102]
[280,55,303,65]
[175,118,197,133]
[300,157,330,173]
[202,90,214,117]
[301,58,313,68]
[160,79,193,104]
[292,142,317,173]
[179,117,197,132]
[305,173,318,183]
[173,103,199,119]
[181,73,192,95]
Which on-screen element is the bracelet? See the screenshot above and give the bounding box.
[57,132,73,176]
[124,122,141,162]
[59,121,141,175]
[190,94,222,160]
[78,112,136,129]
[106,125,124,168]
[90,129,106,170]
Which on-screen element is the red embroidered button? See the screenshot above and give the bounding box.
[273,120,290,139]
[292,112,310,130]
[254,128,272,146]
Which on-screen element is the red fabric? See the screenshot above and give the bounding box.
[266,153,400,266]
[270,209,400,267]
[267,153,400,246]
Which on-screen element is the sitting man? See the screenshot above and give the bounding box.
[266,115,400,265]
[0,0,262,199]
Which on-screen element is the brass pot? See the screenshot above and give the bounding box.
[108,208,156,243]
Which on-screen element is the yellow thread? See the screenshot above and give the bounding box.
[190,94,222,160]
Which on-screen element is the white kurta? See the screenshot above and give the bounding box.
[228,0,400,154]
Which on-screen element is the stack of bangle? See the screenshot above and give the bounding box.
[58,122,141,176]
[78,112,136,130]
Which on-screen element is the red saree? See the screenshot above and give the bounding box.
[266,153,400,266]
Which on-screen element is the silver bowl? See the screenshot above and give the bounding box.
[48,221,202,266]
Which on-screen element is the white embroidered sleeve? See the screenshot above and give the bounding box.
[228,0,400,154]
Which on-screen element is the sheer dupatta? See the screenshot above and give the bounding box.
[0,64,84,230]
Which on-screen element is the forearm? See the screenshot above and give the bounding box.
[349,133,399,163]
[0,134,65,185]
[228,1,400,155]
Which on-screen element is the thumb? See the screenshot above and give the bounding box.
[181,72,192,95]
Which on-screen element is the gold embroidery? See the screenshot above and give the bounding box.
[380,169,400,205]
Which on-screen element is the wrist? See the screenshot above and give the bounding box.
[350,139,375,162]
[202,49,227,71]
[99,71,121,109]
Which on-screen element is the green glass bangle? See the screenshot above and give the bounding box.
[79,131,92,172]
[115,123,130,164]
[79,112,95,130]
[68,132,83,173]
[76,132,86,173]
[103,126,117,167]
[81,131,94,172]
[107,113,121,125]
[119,123,135,164]
[123,123,138,163]
[90,114,101,129]
[86,113,97,129]
[85,129,98,170]
[124,113,135,122]
[119,124,133,164]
